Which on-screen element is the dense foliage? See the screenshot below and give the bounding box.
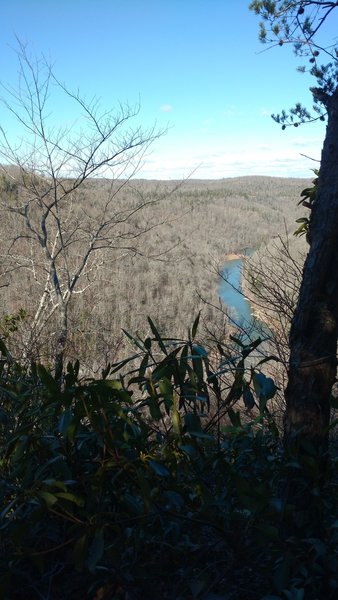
[1,318,338,599]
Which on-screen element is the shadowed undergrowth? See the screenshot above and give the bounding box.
[1,318,338,600]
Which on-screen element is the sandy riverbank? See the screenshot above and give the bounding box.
[224,252,245,261]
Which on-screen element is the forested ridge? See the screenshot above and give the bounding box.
[0,172,307,373]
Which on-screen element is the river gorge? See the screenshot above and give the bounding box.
[219,253,253,328]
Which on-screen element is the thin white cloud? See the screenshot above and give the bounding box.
[259,108,273,117]
[159,104,173,112]
[133,123,324,180]
[138,142,321,180]
[222,106,240,118]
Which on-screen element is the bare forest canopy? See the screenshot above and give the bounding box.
[0,171,309,373]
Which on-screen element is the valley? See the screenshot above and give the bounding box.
[0,173,309,373]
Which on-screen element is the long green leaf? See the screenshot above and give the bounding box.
[147,317,168,355]
[191,311,201,339]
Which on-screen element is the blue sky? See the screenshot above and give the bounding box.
[0,0,331,179]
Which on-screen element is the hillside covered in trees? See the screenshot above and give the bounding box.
[0,172,307,373]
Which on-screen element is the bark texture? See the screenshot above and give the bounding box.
[283,87,338,534]
[54,302,68,382]
[285,88,338,448]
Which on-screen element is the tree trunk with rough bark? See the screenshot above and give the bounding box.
[54,301,68,382]
[284,87,338,530]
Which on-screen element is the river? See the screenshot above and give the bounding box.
[218,253,268,341]
[219,257,251,326]
[219,253,253,327]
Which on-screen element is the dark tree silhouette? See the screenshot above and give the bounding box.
[250,0,338,530]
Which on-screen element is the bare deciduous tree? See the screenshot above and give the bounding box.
[243,235,306,368]
[0,42,164,377]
